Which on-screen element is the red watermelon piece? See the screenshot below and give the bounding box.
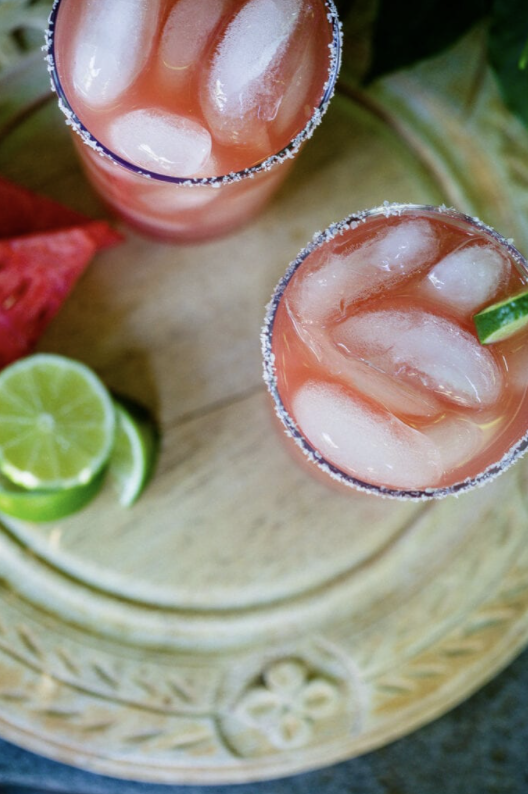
[0,176,124,367]
[0,227,100,367]
[0,176,123,249]
[80,219,124,251]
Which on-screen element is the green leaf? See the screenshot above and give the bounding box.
[0,1,50,35]
[0,0,51,70]
[0,34,20,69]
[365,0,493,82]
[338,0,379,84]
[489,0,528,126]
[519,36,528,69]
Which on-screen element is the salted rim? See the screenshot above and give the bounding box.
[44,0,342,188]
[261,202,528,501]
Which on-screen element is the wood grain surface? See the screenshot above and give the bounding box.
[1,26,528,784]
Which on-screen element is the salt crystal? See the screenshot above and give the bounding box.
[71,0,161,109]
[292,381,443,490]
[422,244,510,313]
[333,308,503,409]
[107,109,212,177]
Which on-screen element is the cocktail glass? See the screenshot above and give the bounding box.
[262,203,528,500]
[46,0,342,243]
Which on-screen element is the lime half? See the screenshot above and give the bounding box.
[109,398,159,507]
[474,290,528,344]
[0,470,105,523]
[0,354,115,490]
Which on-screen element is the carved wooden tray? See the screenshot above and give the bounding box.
[1,32,528,784]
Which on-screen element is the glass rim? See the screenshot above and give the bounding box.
[45,0,343,187]
[261,202,528,501]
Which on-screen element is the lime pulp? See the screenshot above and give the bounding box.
[0,354,115,490]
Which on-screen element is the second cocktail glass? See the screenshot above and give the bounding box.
[263,204,528,500]
[46,0,342,242]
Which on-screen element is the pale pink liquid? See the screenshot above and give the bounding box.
[265,206,528,498]
[50,0,339,242]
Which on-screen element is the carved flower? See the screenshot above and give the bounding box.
[233,658,340,750]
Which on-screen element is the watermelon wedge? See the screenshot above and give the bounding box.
[0,176,124,367]
[0,227,101,367]
[0,176,123,249]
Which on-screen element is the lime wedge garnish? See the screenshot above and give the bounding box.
[0,354,115,490]
[0,470,105,523]
[474,289,528,344]
[109,397,159,507]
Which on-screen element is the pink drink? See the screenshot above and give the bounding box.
[263,204,528,499]
[47,0,341,242]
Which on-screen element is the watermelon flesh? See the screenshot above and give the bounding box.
[0,176,123,367]
[0,176,123,249]
[0,228,98,366]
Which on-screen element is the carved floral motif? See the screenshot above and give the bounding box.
[232,659,341,749]
[218,648,363,758]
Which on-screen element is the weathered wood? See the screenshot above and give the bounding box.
[1,30,528,784]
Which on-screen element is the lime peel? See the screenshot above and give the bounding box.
[474,290,528,344]
[109,397,159,507]
[0,470,105,523]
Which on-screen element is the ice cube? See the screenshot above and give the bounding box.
[71,0,161,109]
[194,154,221,179]
[135,183,219,214]
[370,221,437,274]
[496,334,528,394]
[333,308,503,409]
[201,0,303,151]
[289,220,438,327]
[423,418,485,474]
[272,19,317,139]
[422,244,510,313]
[107,109,212,177]
[157,0,230,94]
[292,381,443,490]
[327,354,443,418]
[285,299,442,418]
[134,153,221,212]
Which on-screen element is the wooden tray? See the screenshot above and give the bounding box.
[1,33,528,784]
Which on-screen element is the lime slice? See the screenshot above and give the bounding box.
[0,470,105,523]
[474,290,528,344]
[0,354,115,490]
[109,397,159,506]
